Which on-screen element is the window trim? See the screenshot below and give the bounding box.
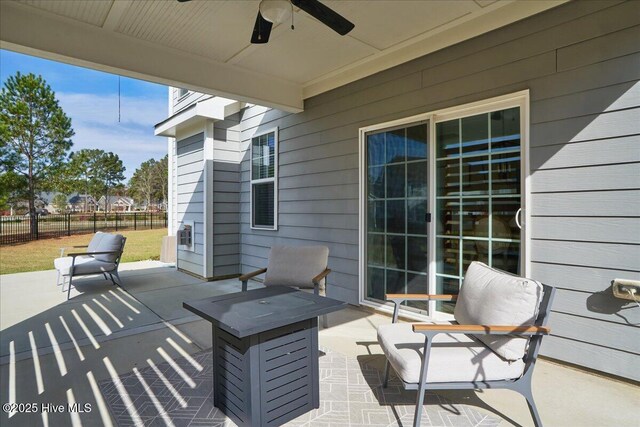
[358,90,530,321]
[250,127,279,230]
[176,88,189,100]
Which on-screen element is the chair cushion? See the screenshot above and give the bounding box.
[454,262,543,361]
[377,323,525,384]
[92,233,125,263]
[54,256,116,276]
[87,231,106,253]
[264,246,329,289]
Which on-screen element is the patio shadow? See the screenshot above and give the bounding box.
[355,352,521,426]
[586,284,639,326]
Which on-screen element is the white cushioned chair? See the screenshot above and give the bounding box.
[377,261,555,427]
[55,232,127,300]
[239,245,331,327]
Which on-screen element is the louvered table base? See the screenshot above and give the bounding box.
[212,318,319,427]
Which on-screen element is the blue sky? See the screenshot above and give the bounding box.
[1,49,169,180]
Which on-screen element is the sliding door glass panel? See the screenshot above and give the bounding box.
[435,107,521,313]
[365,123,429,311]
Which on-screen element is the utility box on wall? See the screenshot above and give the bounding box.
[178,220,194,252]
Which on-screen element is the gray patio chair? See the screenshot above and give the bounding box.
[377,261,556,427]
[239,245,331,327]
[55,232,127,300]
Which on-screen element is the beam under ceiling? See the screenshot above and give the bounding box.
[0,1,304,113]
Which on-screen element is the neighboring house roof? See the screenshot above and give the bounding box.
[98,195,134,205]
[68,194,97,204]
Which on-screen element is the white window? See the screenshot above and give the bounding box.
[250,129,278,229]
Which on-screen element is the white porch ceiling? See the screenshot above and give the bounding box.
[1,0,565,112]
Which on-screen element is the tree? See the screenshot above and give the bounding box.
[0,171,27,215]
[0,72,74,233]
[64,149,125,212]
[154,155,168,210]
[52,193,68,213]
[94,152,125,212]
[64,149,103,211]
[129,159,157,210]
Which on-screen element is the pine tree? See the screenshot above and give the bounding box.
[0,72,74,234]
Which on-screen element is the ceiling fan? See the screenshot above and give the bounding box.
[177,0,355,44]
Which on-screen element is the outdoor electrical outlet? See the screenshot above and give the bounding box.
[612,279,640,301]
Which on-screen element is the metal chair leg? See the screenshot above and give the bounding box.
[241,280,248,292]
[518,376,543,427]
[110,271,123,286]
[413,335,433,427]
[103,273,109,280]
[321,314,328,328]
[67,275,73,300]
[56,271,61,286]
[382,360,391,388]
[524,392,543,427]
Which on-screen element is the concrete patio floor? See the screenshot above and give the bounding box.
[0,261,637,426]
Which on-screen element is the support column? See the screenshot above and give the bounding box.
[202,120,215,279]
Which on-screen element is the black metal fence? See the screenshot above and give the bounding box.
[0,212,167,245]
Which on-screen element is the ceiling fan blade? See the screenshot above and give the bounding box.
[291,0,354,36]
[251,11,273,44]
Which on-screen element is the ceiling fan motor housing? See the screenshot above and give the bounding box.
[259,0,292,24]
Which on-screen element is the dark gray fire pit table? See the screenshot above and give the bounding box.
[184,285,346,427]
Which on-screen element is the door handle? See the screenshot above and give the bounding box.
[515,208,522,230]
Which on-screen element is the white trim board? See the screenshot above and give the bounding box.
[203,121,215,278]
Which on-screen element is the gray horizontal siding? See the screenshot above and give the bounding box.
[211,113,242,277]
[173,91,210,113]
[176,133,204,276]
[531,217,640,244]
[235,0,640,380]
[212,160,240,276]
[530,135,640,170]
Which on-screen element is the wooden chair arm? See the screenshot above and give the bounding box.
[412,324,550,336]
[312,268,331,285]
[386,294,458,302]
[239,268,267,282]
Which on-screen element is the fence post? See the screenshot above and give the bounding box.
[134,212,137,230]
[115,212,118,231]
[93,212,97,233]
[67,214,71,236]
[165,211,167,228]
[151,212,153,230]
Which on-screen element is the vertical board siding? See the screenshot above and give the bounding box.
[236,0,640,380]
[176,133,205,276]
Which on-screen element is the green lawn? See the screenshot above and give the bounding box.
[0,228,167,275]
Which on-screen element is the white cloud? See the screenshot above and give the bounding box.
[57,92,166,129]
[71,123,167,179]
[56,92,169,179]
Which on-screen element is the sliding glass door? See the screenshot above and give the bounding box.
[362,96,526,317]
[435,107,522,312]
[365,123,429,311]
